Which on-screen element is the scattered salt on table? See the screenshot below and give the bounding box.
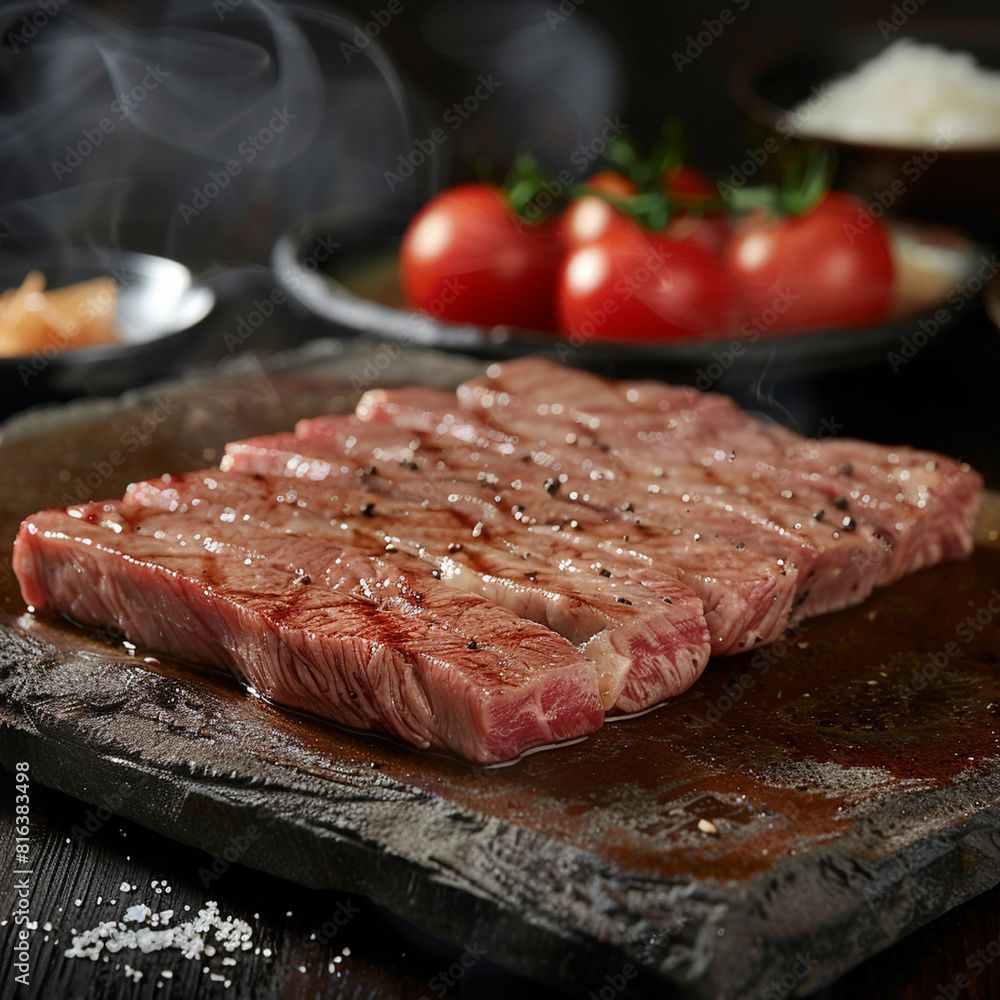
[63,890,256,987]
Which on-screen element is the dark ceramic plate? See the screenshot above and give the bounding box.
[0,247,215,404]
[272,207,985,381]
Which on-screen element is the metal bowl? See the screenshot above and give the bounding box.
[0,247,215,408]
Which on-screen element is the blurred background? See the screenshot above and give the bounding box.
[0,0,998,476]
[1,0,997,261]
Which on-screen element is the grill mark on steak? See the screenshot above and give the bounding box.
[456,359,981,609]
[225,424,793,656]
[13,502,605,763]
[126,470,712,714]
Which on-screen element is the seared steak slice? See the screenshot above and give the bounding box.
[458,359,981,596]
[766,437,982,584]
[297,404,807,640]
[342,387,895,619]
[491,390,971,590]
[127,470,711,713]
[223,428,796,655]
[14,502,604,763]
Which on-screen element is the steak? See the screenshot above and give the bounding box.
[126,470,712,713]
[13,501,604,763]
[12,357,983,764]
[458,360,982,594]
[223,427,797,655]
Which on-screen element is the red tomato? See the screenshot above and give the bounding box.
[561,168,724,252]
[724,191,894,335]
[662,165,728,254]
[557,225,734,341]
[558,171,637,249]
[665,215,730,257]
[582,170,637,200]
[400,182,561,331]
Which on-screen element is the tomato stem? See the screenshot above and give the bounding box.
[502,152,567,224]
[646,118,687,184]
[779,146,834,216]
[605,118,687,191]
[724,146,835,219]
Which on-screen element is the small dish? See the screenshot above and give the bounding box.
[728,20,1000,237]
[0,247,215,407]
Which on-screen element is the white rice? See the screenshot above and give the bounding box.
[792,38,1000,147]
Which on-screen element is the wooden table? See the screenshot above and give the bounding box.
[4,783,1000,1000]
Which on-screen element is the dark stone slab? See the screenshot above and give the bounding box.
[2,342,999,999]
